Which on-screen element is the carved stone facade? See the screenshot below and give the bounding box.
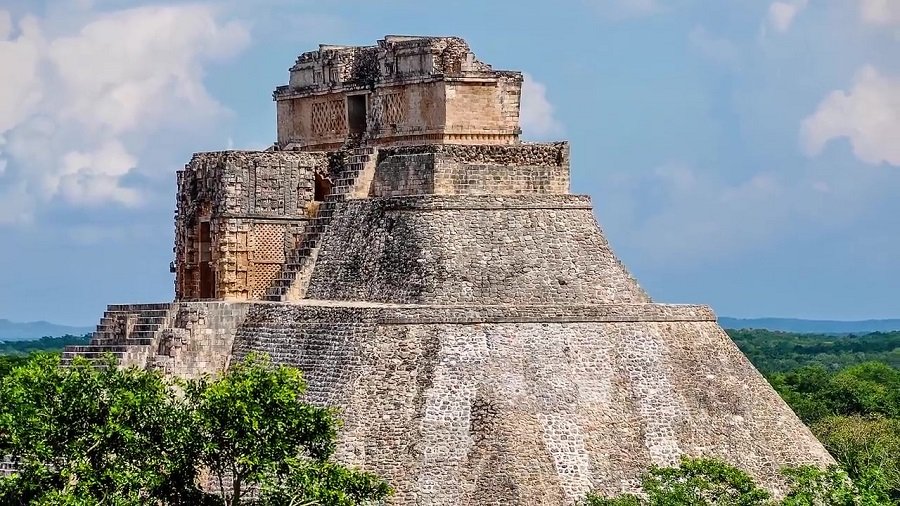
[65,35,834,505]
[274,35,523,150]
[174,151,330,300]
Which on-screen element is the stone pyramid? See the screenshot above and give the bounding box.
[66,35,832,505]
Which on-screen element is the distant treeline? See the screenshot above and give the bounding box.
[726,328,900,374]
[0,334,90,356]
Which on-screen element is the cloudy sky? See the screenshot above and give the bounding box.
[0,0,898,325]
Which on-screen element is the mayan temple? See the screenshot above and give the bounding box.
[65,36,832,504]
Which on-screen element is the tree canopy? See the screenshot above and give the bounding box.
[0,353,389,505]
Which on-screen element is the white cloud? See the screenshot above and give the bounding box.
[859,0,900,25]
[801,66,900,166]
[0,5,249,223]
[767,0,808,32]
[0,15,43,134]
[0,10,11,40]
[520,73,563,139]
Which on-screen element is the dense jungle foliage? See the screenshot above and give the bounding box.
[727,329,900,373]
[0,334,90,356]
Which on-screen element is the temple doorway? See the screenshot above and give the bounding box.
[198,220,214,299]
[347,94,367,136]
[315,173,332,201]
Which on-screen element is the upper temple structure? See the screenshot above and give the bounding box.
[66,36,832,505]
[274,35,523,150]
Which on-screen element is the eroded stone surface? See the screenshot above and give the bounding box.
[231,306,832,503]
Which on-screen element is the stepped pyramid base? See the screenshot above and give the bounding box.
[66,191,834,504]
[233,301,832,504]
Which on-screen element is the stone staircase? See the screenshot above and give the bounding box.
[0,458,14,476]
[61,303,176,366]
[265,146,376,302]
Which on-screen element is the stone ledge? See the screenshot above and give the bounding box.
[377,142,569,167]
[246,302,717,325]
[369,194,593,211]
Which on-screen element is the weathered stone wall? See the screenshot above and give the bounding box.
[369,143,570,197]
[231,303,832,505]
[444,77,521,139]
[368,152,437,196]
[149,302,253,379]
[379,141,569,166]
[175,151,329,300]
[303,195,648,305]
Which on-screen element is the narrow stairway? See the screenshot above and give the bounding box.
[61,303,175,366]
[264,146,374,302]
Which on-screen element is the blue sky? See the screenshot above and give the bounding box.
[0,0,898,325]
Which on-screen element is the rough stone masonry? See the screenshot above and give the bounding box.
[65,35,833,504]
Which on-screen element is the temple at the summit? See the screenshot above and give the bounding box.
[274,35,523,150]
[67,35,832,505]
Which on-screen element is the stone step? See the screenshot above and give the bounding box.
[65,345,127,354]
[107,303,173,311]
[96,318,167,331]
[264,151,370,298]
[96,328,159,338]
[102,310,170,319]
[69,304,175,366]
[90,338,154,347]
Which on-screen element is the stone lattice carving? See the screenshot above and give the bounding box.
[311,99,347,136]
[370,92,404,129]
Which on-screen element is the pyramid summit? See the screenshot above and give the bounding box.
[66,35,832,504]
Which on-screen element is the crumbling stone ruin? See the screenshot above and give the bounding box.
[65,36,832,504]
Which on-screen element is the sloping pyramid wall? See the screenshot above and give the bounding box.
[233,188,833,504]
[301,195,650,305]
[65,143,833,505]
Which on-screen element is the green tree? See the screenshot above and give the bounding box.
[726,329,900,374]
[780,465,890,506]
[0,354,27,379]
[0,353,390,505]
[0,354,200,505]
[813,416,900,501]
[187,353,389,506]
[0,335,91,357]
[258,459,391,506]
[828,363,900,420]
[581,457,771,506]
[769,365,835,424]
[581,458,893,506]
[769,362,900,425]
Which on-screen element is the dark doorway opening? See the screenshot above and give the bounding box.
[198,221,214,299]
[314,173,332,201]
[347,94,367,136]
